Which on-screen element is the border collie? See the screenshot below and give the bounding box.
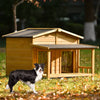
[6,63,45,94]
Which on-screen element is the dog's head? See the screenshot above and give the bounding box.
[34,63,45,73]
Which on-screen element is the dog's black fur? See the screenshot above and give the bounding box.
[6,63,44,93]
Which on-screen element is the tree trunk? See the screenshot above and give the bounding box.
[13,5,17,32]
[12,0,24,32]
[84,22,96,41]
[94,0,100,26]
[84,0,96,41]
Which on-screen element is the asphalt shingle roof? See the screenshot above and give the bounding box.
[3,29,53,38]
[2,28,84,39]
[33,44,99,49]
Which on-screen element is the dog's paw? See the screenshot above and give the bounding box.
[10,91,15,94]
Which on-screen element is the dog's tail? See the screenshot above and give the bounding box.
[6,84,9,89]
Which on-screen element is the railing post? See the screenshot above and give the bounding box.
[77,49,80,73]
[91,49,95,80]
[47,50,51,79]
[73,50,76,73]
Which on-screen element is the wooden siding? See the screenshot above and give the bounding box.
[6,38,33,75]
[33,33,56,44]
[51,50,56,74]
[33,32,79,45]
[56,32,79,44]
[33,47,38,67]
[50,73,92,78]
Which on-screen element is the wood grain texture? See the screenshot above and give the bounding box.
[33,32,79,45]
[6,38,32,75]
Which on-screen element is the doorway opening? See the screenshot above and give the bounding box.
[61,51,73,73]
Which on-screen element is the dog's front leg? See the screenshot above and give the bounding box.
[29,83,38,94]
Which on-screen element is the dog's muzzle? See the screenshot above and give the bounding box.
[39,69,42,72]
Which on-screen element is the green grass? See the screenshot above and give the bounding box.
[0,75,100,99]
[0,52,6,72]
[80,49,100,74]
[0,49,100,99]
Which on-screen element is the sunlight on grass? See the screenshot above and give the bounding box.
[0,49,100,99]
[0,75,100,98]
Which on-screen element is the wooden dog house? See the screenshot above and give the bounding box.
[3,28,99,78]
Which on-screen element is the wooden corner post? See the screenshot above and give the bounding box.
[91,49,95,80]
[77,49,80,73]
[47,50,51,79]
[73,50,76,73]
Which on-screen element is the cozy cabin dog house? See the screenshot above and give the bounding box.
[3,28,99,78]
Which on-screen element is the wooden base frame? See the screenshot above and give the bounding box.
[49,73,92,78]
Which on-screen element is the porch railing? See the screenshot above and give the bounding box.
[78,66,92,73]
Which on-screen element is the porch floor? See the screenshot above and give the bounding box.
[49,73,93,78]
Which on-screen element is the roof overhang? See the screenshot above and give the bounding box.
[57,28,84,39]
[32,29,57,38]
[33,44,99,49]
[32,28,84,39]
[2,28,84,39]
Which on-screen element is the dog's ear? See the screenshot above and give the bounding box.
[34,63,39,70]
[34,63,38,67]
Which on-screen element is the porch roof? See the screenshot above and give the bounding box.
[33,44,99,49]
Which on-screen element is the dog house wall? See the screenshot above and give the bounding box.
[6,38,33,75]
[33,32,80,45]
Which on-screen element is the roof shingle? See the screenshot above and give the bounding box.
[33,44,99,49]
[3,28,84,39]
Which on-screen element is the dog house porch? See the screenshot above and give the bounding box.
[33,44,99,79]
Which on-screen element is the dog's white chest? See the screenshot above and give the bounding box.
[35,73,43,82]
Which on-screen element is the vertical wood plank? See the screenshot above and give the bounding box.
[91,49,95,80]
[32,47,34,68]
[51,50,56,74]
[82,68,84,73]
[73,50,76,73]
[87,69,89,73]
[51,51,53,74]
[77,50,80,73]
[55,32,57,44]
[55,50,57,74]
[56,50,60,74]
[33,47,37,67]
[78,68,80,73]
[59,50,62,74]
[47,50,51,79]
[36,48,38,63]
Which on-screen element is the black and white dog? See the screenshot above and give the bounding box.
[6,63,45,94]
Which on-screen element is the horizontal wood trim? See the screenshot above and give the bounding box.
[50,73,92,78]
[33,38,55,42]
[78,66,92,69]
[34,41,55,44]
[7,60,32,64]
[6,65,32,68]
[56,42,77,44]
[6,57,32,60]
[33,45,49,49]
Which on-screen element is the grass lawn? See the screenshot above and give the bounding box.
[0,49,100,100]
